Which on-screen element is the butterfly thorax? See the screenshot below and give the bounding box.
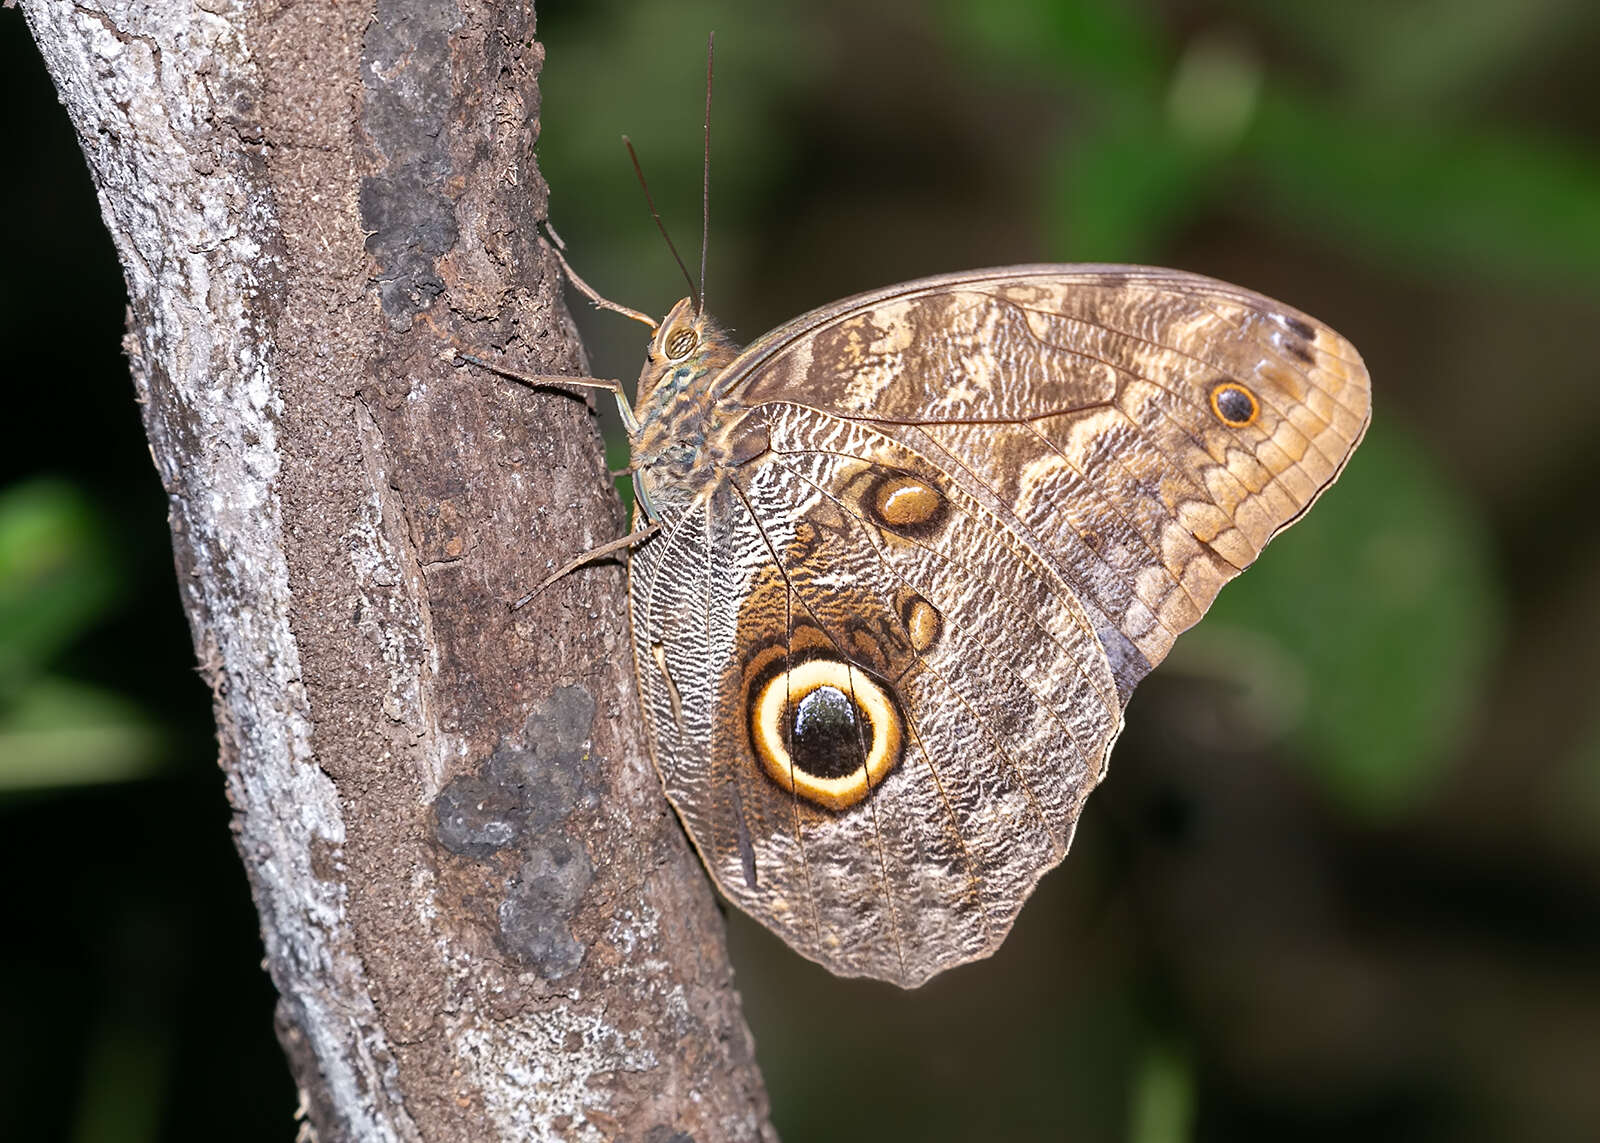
[632,299,765,514]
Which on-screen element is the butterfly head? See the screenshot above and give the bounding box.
[636,297,741,413]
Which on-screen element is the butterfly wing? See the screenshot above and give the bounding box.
[631,265,1371,986]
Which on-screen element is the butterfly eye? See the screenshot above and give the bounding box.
[664,327,699,360]
[1209,382,1259,428]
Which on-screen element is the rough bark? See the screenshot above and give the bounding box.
[20,1,774,1139]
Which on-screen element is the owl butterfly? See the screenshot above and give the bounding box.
[509,53,1370,989]
[612,268,1369,987]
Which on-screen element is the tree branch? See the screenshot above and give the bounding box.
[20,1,774,1138]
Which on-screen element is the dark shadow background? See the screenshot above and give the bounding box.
[5,1,1599,1140]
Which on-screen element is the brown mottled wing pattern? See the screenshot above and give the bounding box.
[630,265,1370,986]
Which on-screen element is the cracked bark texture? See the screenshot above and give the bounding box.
[19,1,774,1139]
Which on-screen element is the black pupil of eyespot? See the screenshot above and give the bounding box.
[1216,386,1254,423]
[789,685,866,779]
[667,329,696,357]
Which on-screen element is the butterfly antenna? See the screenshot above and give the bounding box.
[697,32,715,314]
[624,136,698,308]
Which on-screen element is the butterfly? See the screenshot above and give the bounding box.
[478,45,1370,988]
[498,260,1369,989]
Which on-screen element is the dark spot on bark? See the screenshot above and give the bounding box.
[523,684,598,774]
[485,745,585,835]
[359,0,462,322]
[430,686,603,977]
[498,839,593,979]
[644,1128,696,1143]
[430,685,601,856]
[433,771,526,858]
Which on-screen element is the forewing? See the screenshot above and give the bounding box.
[725,265,1372,699]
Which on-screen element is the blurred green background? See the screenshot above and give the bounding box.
[4,1,1598,1139]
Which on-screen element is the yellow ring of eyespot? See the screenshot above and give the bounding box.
[1209,381,1260,428]
[750,659,902,811]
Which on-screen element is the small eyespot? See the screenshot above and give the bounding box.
[665,327,698,360]
[1210,382,1259,428]
[862,472,948,537]
[901,595,942,654]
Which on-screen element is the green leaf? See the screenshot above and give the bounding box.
[0,478,119,684]
[1046,106,1215,261]
[0,479,161,791]
[0,677,165,791]
[1129,1041,1194,1143]
[945,0,1165,91]
[1245,89,1600,289]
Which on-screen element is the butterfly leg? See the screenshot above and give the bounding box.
[452,350,643,437]
[452,359,662,520]
[540,224,661,333]
[510,521,662,611]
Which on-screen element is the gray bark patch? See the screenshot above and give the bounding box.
[431,685,602,978]
[359,0,460,322]
[498,839,594,979]
[432,775,524,858]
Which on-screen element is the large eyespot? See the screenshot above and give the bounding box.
[664,326,699,360]
[1209,381,1259,428]
[749,658,903,811]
